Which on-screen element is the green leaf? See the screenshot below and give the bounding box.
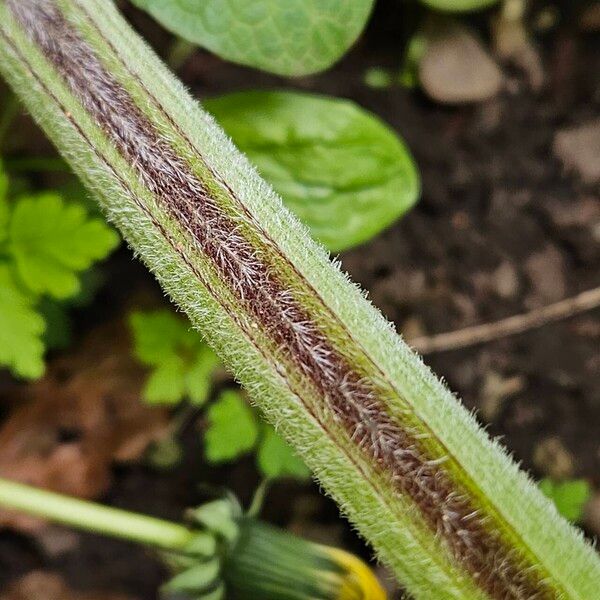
[205,91,419,251]
[144,354,188,405]
[162,559,221,594]
[131,0,374,76]
[539,479,592,523]
[364,67,393,90]
[130,309,221,405]
[399,32,427,89]
[420,0,499,12]
[0,264,45,379]
[147,436,184,470]
[8,192,119,299]
[129,309,192,366]
[204,390,259,462]
[257,425,311,480]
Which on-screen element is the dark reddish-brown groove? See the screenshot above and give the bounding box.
[7,2,556,597]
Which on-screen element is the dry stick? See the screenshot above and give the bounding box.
[411,287,600,354]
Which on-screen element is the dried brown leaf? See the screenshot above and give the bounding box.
[0,320,169,531]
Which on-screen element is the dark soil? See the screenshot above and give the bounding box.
[0,1,598,598]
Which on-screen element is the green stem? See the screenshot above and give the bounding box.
[0,478,195,552]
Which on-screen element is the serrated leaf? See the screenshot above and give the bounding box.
[204,390,258,462]
[131,0,374,76]
[0,264,45,379]
[539,479,592,523]
[129,309,191,366]
[206,91,420,251]
[144,354,188,405]
[257,425,311,480]
[130,309,220,405]
[8,192,119,299]
[420,0,499,11]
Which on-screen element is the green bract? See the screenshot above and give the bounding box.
[130,0,374,76]
[420,0,499,12]
[206,91,419,251]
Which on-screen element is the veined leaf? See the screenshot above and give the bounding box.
[8,192,119,299]
[206,91,419,251]
[131,0,374,76]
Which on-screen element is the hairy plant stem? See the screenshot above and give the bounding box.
[0,478,195,551]
[0,2,598,598]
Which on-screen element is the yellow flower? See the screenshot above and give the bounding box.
[169,500,388,600]
[322,547,387,600]
[224,519,387,599]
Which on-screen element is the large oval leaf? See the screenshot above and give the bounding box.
[205,91,420,252]
[131,0,374,76]
[421,0,499,11]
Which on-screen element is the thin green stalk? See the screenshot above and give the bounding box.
[0,478,388,599]
[0,2,598,598]
[0,478,196,551]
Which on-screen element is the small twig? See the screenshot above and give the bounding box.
[410,287,600,354]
